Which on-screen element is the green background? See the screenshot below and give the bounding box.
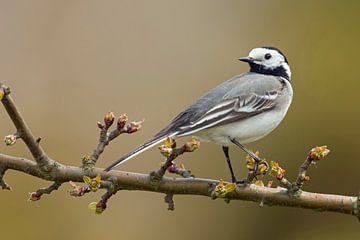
[1,1,359,239]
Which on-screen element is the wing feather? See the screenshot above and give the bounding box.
[178,90,281,136]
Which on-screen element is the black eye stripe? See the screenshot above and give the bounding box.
[265,53,272,60]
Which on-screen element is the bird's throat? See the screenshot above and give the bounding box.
[249,63,291,81]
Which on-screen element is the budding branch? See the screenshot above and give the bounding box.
[0,82,359,220]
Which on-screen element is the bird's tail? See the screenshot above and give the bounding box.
[104,132,177,172]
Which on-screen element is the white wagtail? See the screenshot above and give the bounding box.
[105,46,293,183]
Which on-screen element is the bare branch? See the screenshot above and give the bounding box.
[91,188,117,214]
[167,162,194,178]
[0,83,52,168]
[164,193,175,211]
[0,166,11,190]
[28,182,62,201]
[0,152,358,218]
[83,113,143,170]
[86,179,118,214]
[150,138,199,186]
[151,148,185,182]
[293,146,330,192]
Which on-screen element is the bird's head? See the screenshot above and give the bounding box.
[239,47,291,81]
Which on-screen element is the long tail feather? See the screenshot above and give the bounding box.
[104,133,177,172]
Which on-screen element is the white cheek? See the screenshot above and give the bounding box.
[266,56,283,68]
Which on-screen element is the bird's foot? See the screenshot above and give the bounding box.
[231,176,237,184]
[253,158,269,176]
[233,178,250,186]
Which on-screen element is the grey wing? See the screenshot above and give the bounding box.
[177,89,281,136]
[155,73,285,137]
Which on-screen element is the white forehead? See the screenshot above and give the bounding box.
[248,48,285,61]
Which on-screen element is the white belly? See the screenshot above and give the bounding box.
[193,107,288,146]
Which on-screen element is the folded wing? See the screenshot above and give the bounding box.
[177,90,281,136]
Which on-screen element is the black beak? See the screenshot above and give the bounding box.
[239,57,255,63]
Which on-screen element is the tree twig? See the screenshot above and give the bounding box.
[149,138,199,187]
[28,182,62,201]
[0,83,52,168]
[0,166,11,190]
[293,146,330,192]
[164,193,175,210]
[83,112,143,170]
[167,162,194,178]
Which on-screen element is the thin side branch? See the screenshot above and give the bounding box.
[164,193,175,211]
[83,112,143,170]
[167,162,194,178]
[29,182,62,201]
[150,138,199,187]
[270,147,331,195]
[0,83,52,168]
[0,166,11,190]
[92,187,117,214]
[293,146,330,192]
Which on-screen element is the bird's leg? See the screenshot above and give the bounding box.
[230,138,269,179]
[222,146,237,183]
[222,146,249,185]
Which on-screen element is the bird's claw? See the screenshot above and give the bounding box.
[253,157,269,176]
[234,178,249,185]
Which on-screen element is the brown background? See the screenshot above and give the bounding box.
[1,1,360,239]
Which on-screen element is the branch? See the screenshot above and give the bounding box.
[0,83,52,168]
[82,112,143,170]
[28,182,62,201]
[1,82,359,220]
[0,165,11,190]
[293,146,330,192]
[149,137,199,187]
[164,193,175,211]
[0,152,358,218]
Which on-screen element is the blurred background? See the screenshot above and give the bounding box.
[1,0,360,239]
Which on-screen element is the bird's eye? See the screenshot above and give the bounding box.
[265,53,272,60]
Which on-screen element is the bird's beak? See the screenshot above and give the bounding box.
[239,56,255,63]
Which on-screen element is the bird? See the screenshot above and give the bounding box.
[105,46,293,183]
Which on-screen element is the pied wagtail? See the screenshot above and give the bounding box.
[105,47,293,183]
